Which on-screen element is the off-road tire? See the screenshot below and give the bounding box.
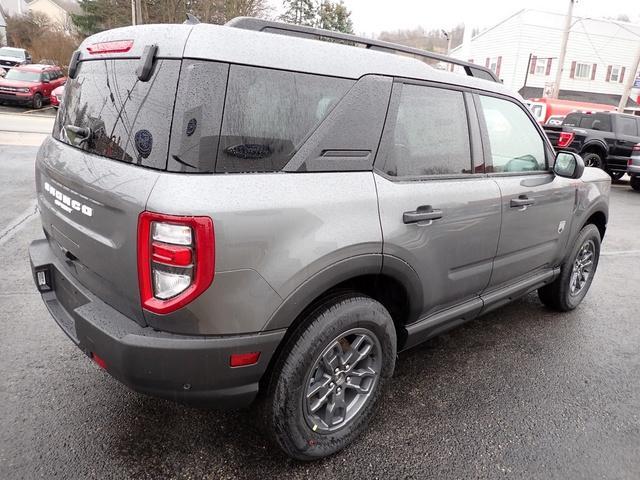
[581,152,604,170]
[630,175,640,192]
[262,293,396,460]
[538,224,601,311]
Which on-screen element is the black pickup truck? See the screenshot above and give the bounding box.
[544,111,640,180]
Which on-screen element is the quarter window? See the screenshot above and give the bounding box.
[381,84,472,177]
[479,95,546,173]
[216,66,354,173]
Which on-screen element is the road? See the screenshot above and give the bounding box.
[0,135,639,479]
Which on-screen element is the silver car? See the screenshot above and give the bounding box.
[29,18,610,460]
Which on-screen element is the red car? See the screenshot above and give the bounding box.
[50,84,65,108]
[0,64,66,109]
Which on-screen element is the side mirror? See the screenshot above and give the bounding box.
[553,151,584,179]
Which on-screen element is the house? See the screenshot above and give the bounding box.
[27,0,80,33]
[0,0,29,17]
[450,9,640,108]
[0,10,6,45]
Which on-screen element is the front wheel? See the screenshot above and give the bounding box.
[538,224,601,311]
[631,175,640,192]
[263,293,396,460]
[31,93,43,109]
[582,152,604,170]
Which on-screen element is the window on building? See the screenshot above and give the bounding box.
[574,63,592,80]
[610,66,621,82]
[534,58,547,75]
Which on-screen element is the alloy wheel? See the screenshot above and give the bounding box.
[303,328,382,433]
[570,239,595,296]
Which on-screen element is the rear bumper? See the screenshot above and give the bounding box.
[29,238,285,408]
[628,163,640,175]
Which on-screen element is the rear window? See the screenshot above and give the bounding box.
[53,59,181,170]
[563,112,612,132]
[215,66,354,173]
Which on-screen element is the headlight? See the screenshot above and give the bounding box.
[18,87,30,93]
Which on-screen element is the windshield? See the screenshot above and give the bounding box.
[53,59,181,169]
[0,48,25,59]
[4,70,40,82]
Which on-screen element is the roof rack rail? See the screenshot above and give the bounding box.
[225,17,500,83]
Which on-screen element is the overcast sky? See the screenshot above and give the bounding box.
[270,0,639,36]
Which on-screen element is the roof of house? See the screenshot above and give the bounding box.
[451,9,640,54]
[28,0,81,15]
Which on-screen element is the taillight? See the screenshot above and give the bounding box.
[87,40,133,55]
[137,211,214,314]
[557,131,575,148]
[632,143,640,152]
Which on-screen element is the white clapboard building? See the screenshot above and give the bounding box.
[450,9,640,108]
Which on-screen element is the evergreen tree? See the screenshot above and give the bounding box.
[318,1,352,34]
[280,0,316,27]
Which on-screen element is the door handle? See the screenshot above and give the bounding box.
[403,206,443,224]
[510,196,535,208]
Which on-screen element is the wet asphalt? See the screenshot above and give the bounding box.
[0,145,639,479]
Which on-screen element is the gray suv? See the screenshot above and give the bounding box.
[29,18,610,460]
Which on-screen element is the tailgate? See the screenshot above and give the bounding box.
[36,137,159,324]
[543,125,563,147]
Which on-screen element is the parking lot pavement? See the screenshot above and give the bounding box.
[0,143,639,479]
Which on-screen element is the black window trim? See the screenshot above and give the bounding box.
[472,90,555,177]
[372,78,483,182]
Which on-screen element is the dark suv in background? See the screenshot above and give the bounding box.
[544,111,640,180]
[29,18,610,460]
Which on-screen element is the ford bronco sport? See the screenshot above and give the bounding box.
[29,18,610,460]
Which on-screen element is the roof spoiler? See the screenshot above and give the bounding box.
[225,17,500,83]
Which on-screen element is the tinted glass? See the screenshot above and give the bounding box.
[216,66,354,173]
[382,84,471,177]
[580,113,612,131]
[617,116,638,136]
[53,59,180,169]
[479,95,546,173]
[168,60,228,173]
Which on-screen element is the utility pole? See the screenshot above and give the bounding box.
[135,0,143,24]
[131,0,143,25]
[441,30,452,56]
[618,43,640,112]
[550,0,575,99]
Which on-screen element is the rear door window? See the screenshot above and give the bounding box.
[216,66,354,173]
[379,83,472,177]
[617,116,638,136]
[53,59,181,170]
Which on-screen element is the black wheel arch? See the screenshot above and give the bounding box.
[259,254,423,389]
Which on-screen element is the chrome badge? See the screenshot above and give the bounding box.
[44,182,93,217]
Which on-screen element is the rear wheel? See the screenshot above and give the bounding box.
[263,293,396,460]
[31,93,43,109]
[631,175,640,192]
[538,224,601,311]
[581,151,604,170]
